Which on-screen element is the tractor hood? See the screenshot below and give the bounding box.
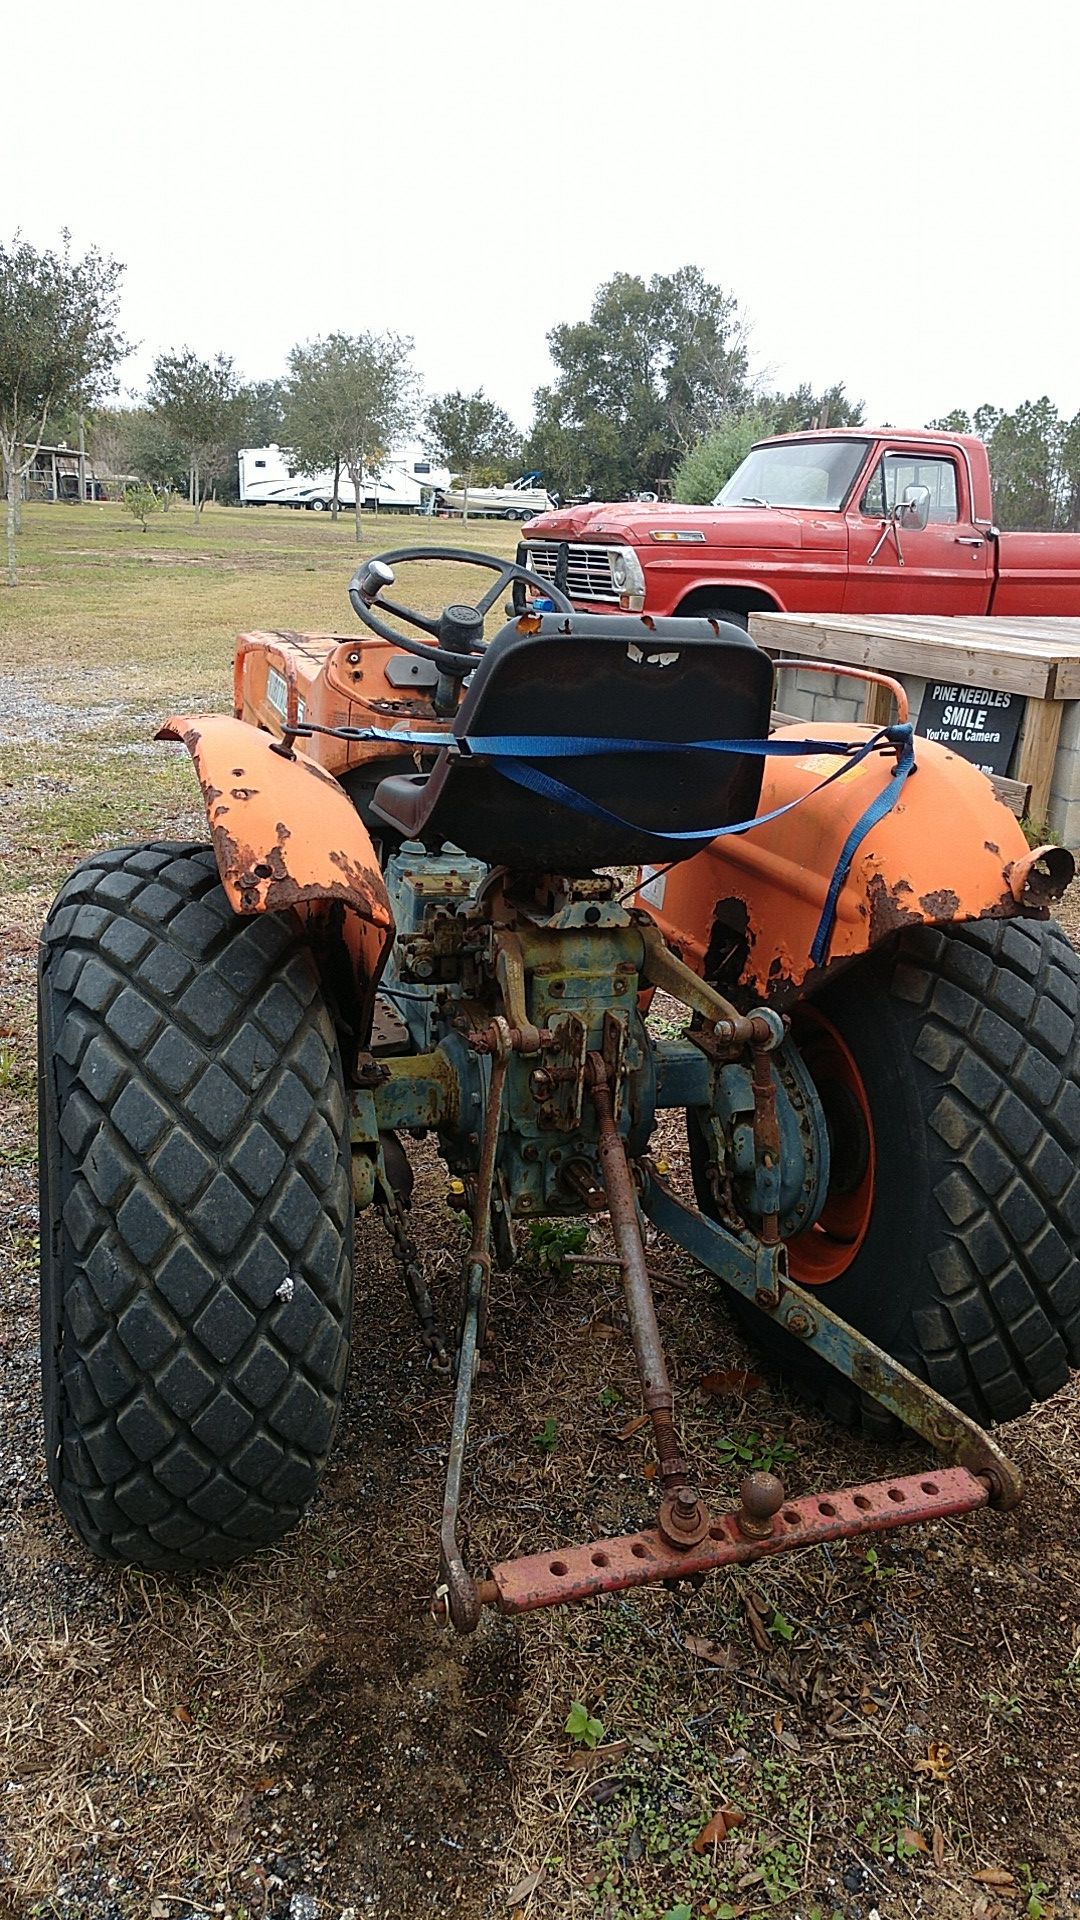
[526,500,843,552]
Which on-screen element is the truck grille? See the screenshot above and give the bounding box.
[524,541,620,604]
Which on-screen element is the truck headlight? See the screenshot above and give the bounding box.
[609,547,645,609]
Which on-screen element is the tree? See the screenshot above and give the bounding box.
[122,482,159,532]
[0,231,126,584]
[765,382,864,435]
[147,349,242,523]
[524,267,751,500]
[282,331,418,542]
[128,410,188,504]
[672,385,864,504]
[89,406,188,504]
[1059,409,1080,532]
[672,406,777,504]
[240,378,287,449]
[425,388,519,518]
[926,398,1079,529]
[926,407,973,434]
[281,337,351,519]
[983,397,1062,530]
[87,405,138,487]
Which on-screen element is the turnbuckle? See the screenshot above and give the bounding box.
[586,1052,711,1550]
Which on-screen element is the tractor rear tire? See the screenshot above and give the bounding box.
[38,842,355,1569]
[692,917,1080,1430]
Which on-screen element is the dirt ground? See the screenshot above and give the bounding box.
[1,505,1079,1920]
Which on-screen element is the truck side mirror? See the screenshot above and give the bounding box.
[898,484,931,532]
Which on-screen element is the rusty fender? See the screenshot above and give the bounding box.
[636,722,1074,1005]
[159,714,394,1049]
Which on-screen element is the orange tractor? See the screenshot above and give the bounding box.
[38,547,1080,1629]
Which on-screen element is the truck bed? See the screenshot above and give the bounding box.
[992,529,1080,616]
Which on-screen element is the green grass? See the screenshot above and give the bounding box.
[0,496,521,686]
[0,500,521,893]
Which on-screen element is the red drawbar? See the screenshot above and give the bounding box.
[487,1467,988,1616]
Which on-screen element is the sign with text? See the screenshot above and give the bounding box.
[915,681,1023,777]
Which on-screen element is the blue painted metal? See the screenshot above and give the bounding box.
[640,1169,1021,1505]
[652,1039,712,1109]
[380,842,488,1051]
[641,1169,785,1304]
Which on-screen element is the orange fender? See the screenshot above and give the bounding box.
[159,714,393,1052]
[635,722,1071,1005]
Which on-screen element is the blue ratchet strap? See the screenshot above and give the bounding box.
[336,727,889,759]
[322,722,917,964]
[479,725,916,967]
[807,723,916,964]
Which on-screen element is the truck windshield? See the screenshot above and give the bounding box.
[715,439,870,510]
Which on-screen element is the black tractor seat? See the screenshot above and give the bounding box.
[370,611,774,872]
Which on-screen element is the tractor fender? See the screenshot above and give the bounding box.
[635,721,1074,1006]
[159,714,394,1053]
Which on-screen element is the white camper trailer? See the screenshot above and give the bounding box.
[238,445,450,513]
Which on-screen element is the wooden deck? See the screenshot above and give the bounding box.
[752,612,1080,823]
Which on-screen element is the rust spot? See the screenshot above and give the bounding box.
[298,756,346,792]
[703,896,752,992]
[204,784,222,808]
[641,614,656,631]
[866,871,923,944]
[366,697,437,717]
[232,767,245,777]
[328,845,388,896]
[516,614,542,635]
[985,840,1000,856]
[918,888,960,920]
[231,787,257,801]
[1007,844,1075,908]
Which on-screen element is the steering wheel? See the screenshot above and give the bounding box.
[348,546,575,677]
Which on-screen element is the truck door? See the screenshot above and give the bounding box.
[844,448,992,613]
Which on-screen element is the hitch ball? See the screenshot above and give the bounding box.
[735,1470,786,1539]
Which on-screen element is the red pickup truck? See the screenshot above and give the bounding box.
[521,428,1080,624]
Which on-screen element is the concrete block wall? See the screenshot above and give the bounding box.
[774,663,928,729]
[1050,699,1080,844]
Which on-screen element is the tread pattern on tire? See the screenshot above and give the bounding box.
[40,842,354,1568]
[889,915,1080,1423]
[695,913,1080,1433]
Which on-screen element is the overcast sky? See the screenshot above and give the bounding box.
[9,0,1080,434]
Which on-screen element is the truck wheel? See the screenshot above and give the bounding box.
[38,842,354,1569]
[690,918,1080,1429]
[679,603,749,632]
